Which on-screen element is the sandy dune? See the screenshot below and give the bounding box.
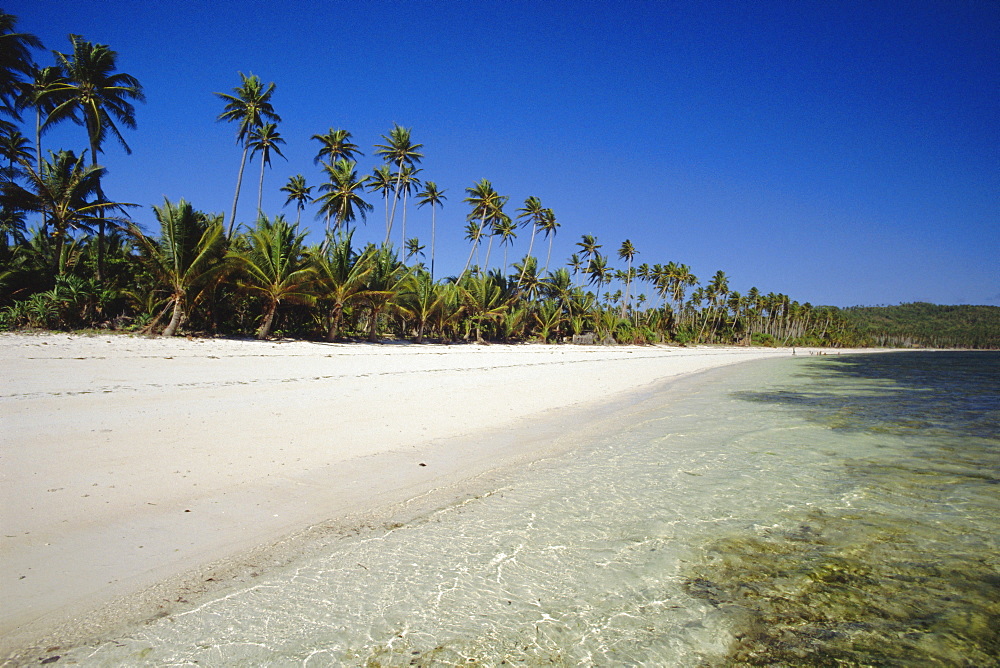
[1,333,824,657]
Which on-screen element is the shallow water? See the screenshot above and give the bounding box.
[50,353,1000,666]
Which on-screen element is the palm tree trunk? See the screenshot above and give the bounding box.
[35,108,43,175]
[483,235,494,273]
[458,239,478,283]
[141,300,174,335]
[518,227,537,289]
[228,143,250,238]
[33,109,49,237]
[430,207,436,282]
[257,154,265,216]
[256,300,277,339]
[400,187,408,250]
[383,192,390,243]
[386,158,404,243]
[326,303,343,342]
[89,138,105,283]
[368,305,381,342]
[162,298,185,336]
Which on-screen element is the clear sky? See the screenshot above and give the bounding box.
[14,0,1000,307]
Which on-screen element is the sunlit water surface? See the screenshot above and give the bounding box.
[54,352,999,666]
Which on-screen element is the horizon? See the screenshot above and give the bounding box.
[11,0,1000,308]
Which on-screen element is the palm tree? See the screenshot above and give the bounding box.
[458,219,483,281]
[458,272,509,342]
[495,213,517,274]
[404,237,425,263]
[415,181,445,281]
[214,72,279,237]
[311,128,362,165]
[308,229,373,341]
[247,122,286,215]
[512,255,542,301]
[16,65,69,173]
[463,179,507,273]
[459,179,497,281]
[0,11,42,123]
[366,164,394,235]
[373,124,423,242]
[5,149,135,275]
[577,234,602,266]
[539,208,559,273]
[515,196,545,289]
[396,269,445,342]
[704,269,729,342]
[314,159,372,242]
[617,239,637,318]
[50,34,144,279]
[0,125,31,177]
[227,214,314,339]
[360,244,407,342]
[395,164,422,249]
[129,198,225,336]
[280,174,311,225]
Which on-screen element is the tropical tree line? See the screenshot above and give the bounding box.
[0,11,927,347]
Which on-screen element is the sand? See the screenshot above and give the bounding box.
[0,333,849,658]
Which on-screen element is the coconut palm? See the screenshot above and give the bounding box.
[495,213,517,274]
[396,270,447,342]
[373,124,423,242]
[226,214,314,339]
[458,219,483,281]
[585,253,612,293]
[50,34,144,279]
[576,234,602,266]
[415,181,445,280]
[404,237,425,263]
[617,239,637,318]
[458,272,509,342]
[247,122,286,215]
[129,198,226,336]
[311,128,362,166]
[0,11,42,122]
[214,72,279,237]
[5,149,135,275]
[360,244,407,342]
[512,255,542,301]
[567,253,583,281]
[314,159,372,242]
[515,196,544,288]
[395,164,422,249]
[308,229,373,341]
[16,65,69,172]
[0,125,30,178]
[280,174,311,225]
[366,164,394,234]
[463,180,507,273]
[539,208,559,273]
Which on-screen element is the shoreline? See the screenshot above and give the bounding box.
[0,334,887,660]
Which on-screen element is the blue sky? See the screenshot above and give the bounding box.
[14,0,1000,307]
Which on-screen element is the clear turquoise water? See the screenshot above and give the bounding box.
[50,353,1000,666]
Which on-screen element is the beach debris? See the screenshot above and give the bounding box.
[419,462,427,467]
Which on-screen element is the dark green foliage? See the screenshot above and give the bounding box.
[841,302,1000,349]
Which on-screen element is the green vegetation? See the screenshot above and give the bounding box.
[1,12,993,347]
[841,302,1000,349]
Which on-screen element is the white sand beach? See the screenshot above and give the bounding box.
[0,334,853,658]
